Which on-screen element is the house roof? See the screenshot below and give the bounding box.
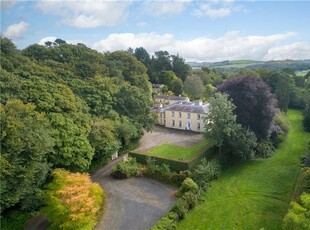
[152,84,164,88]
[165,102,210,114]
[154,95,188,101]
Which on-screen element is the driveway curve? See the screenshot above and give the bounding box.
[92,157,177,230]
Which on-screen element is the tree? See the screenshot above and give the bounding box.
[134,47,151,69]
[304,80,310,131]
[0,99,54,213]
[171,54,191,82]
[265,71,293,112]
[204,84,215,100]
[171,78,184,96]
[42,169,104,230]
[184,75,205,100]
[204,93,257,160]
[89,117,121,168]
[217,75,277,140]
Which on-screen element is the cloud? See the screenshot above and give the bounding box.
[194,0,245,19]
[263,42,310,61]
[143,0,192,16]
[3,21,29,39]
[93,33,175,52]
[91,31,307,62]
[35,0,132,28]
[38,36,84,46]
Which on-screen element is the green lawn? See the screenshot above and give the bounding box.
[177,110,310,230]
[143,140,210,161]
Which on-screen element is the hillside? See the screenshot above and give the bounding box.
[188,59,310,72]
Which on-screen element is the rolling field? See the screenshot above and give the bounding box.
[143,140,210,161]
[177,110,310,230]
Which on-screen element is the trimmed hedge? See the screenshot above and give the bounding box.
[130,147,214,172]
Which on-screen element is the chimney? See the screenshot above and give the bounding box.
[195,101,203,106]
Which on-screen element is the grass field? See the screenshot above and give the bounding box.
[177,110,310,230]
[143,140,210,161]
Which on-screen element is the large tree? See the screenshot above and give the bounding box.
[266,71,292,112]
[184,75,205,100]
[171,54,191,82]
[204,93,257,160]
[304,80,310,131]
[0,100,54,212]
[217,75,277,140]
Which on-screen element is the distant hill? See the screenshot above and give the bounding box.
[188,59,310,72]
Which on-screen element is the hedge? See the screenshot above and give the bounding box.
[129,147,214,172]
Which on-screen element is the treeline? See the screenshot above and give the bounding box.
[0,38,155,214]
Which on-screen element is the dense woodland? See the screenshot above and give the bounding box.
[1,37,310,228]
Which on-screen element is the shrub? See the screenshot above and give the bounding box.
[283,193,310,230]
[41,169,104,230]
[177,178,198,197]
[255,141,275,158]
[192,159,221,187]
[146,157,159,174]
[150,212,178,230]
[182,191,197,210]
[143,157,191,185]
[172,198,189,220]
[303,168,310,192]
[111,157,139,179]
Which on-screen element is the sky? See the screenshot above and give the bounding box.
[1,0,310,62]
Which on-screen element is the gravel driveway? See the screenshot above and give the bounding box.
[94,175,176,230]
[135,126,203,152]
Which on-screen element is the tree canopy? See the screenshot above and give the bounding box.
[0,37,155,214]
[204,93,257,161]
[217,75,277,140]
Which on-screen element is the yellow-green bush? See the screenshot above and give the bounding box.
[41,169,104,230]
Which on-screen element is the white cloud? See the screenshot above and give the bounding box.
[38,36,58,45]
[194,0,245,19]
[38,36,84,46]
[93,33,175,52]
[263,42,310,61]
[143,0,192,16]
[35,0,132,28]
[3,21,29,39]
[91,31,308,62]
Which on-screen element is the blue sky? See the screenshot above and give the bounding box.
[1,0,310,62]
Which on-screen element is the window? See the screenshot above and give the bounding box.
[172,111,175,117]
[179,120,182,128]
[197,123,201,130]
[187,113,190,119]
[179,112,182,118]
[172,120,175,127]
[160,113,162,118]
[197,114,201,120]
